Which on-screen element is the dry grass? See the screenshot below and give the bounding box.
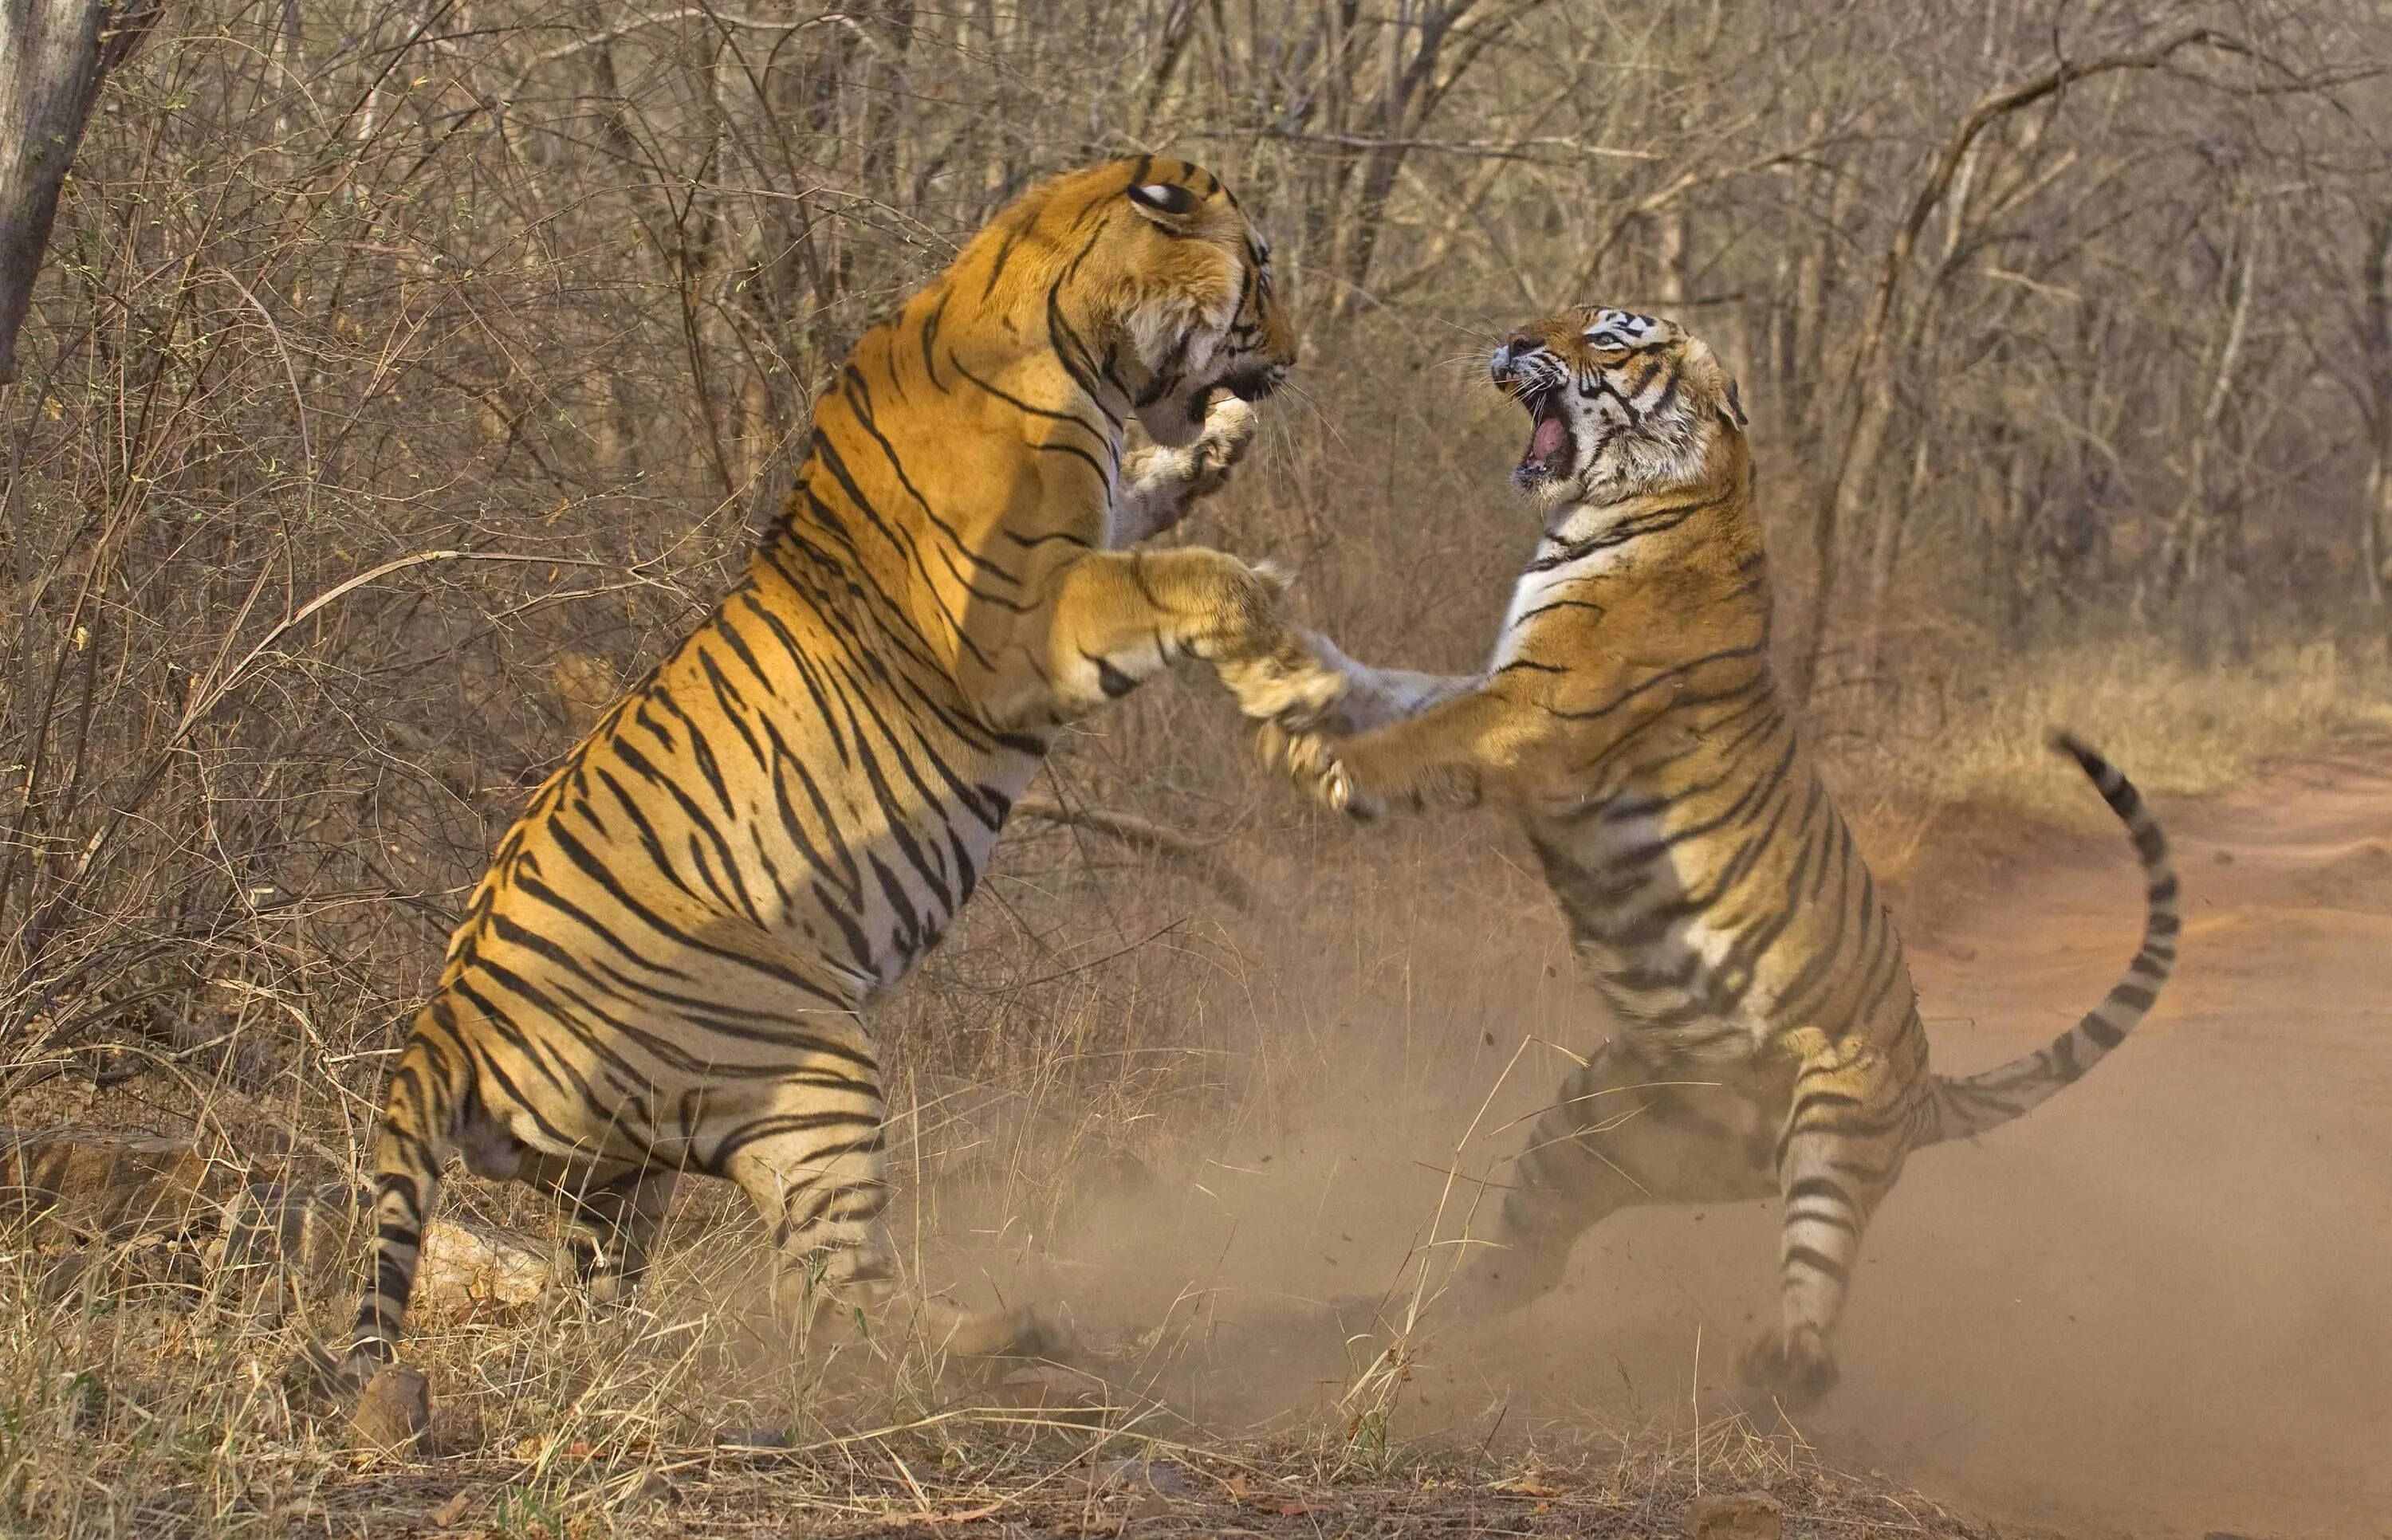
[0,1228,1992,1538]
[1803,636,2392,884]
[1930,639,2392,807]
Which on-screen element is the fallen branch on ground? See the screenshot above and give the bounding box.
[1011,797,1251,910]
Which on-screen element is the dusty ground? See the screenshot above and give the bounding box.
[1003,749,2392,1540]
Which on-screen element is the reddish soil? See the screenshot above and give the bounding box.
[1038,752,2392,1539]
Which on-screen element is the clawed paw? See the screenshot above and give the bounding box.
[1217,645,1344,729]
[1318,763,1383,820]
[1163,396,1259,504]
[1195,395,1259,471]
[1255,723,1380,819]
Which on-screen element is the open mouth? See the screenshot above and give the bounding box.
[1516,387,1574,482]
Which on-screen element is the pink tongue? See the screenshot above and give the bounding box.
[1528,412,1567,466]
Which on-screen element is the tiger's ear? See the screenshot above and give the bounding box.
[1127,179,1202,234]
[1718,376,1749,430]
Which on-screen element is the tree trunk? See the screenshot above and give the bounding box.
[2366,453,2392,627]
[2145,203,2257,615]
[0,0,159,385]
[1653,205,1687,308]
[2361,208,2392,628]
[1856,429,1932,678]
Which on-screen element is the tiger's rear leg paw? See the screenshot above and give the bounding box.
[348,1363,433,1456]
[928,1301,1080,1369]
[1737,1324,1838,1411]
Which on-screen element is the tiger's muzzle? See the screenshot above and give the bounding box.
[1218,360,1288,402]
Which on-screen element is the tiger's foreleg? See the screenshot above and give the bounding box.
[1272,686,1529,819]
[1005,548,1346,729]
[1252,634,1479,772]
[1112,396,1256,544]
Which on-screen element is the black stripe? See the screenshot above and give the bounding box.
[1784,1244,1849,1282]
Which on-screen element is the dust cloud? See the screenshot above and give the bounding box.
[947,756,2392,1539]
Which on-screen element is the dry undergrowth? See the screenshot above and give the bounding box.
[0,1224,1989,1538]
[5,643,2383,1538]
[1817,637,2392,889]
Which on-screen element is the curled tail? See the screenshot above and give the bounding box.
[340,1012,471,1386]
[1926,733,2178,1145]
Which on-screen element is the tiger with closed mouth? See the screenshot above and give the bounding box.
[1269,308,2178,1406]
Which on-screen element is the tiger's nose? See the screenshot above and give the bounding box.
[1493,332,1545,374]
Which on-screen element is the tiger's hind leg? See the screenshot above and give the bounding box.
[1739,1059,1915,1411]
[342,1023,476,1390]
[532,1159,680,1307]
[722,1097,1068,1381]
[1445,1039,1779,1318]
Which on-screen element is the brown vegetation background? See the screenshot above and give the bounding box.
[5,1,2392,1530]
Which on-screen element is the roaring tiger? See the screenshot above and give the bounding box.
[1268,308,2179,1406]
[337,157,1344,1393]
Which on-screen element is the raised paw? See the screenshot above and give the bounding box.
[1156,396,1258,511]
[1215,645,1347,733]
[1193,395,1260,481]
[1738,1324,1839,1411]
[1308,752,1368,819]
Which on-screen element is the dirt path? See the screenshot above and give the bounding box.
[1799,752,2392,1536]
[1046,751,2392,1539]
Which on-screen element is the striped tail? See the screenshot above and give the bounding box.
[341,1015,471,1386]
[1925,733,2179,1145]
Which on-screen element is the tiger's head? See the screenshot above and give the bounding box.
[1491,307,1748,509]
[1004,157,1296,447]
